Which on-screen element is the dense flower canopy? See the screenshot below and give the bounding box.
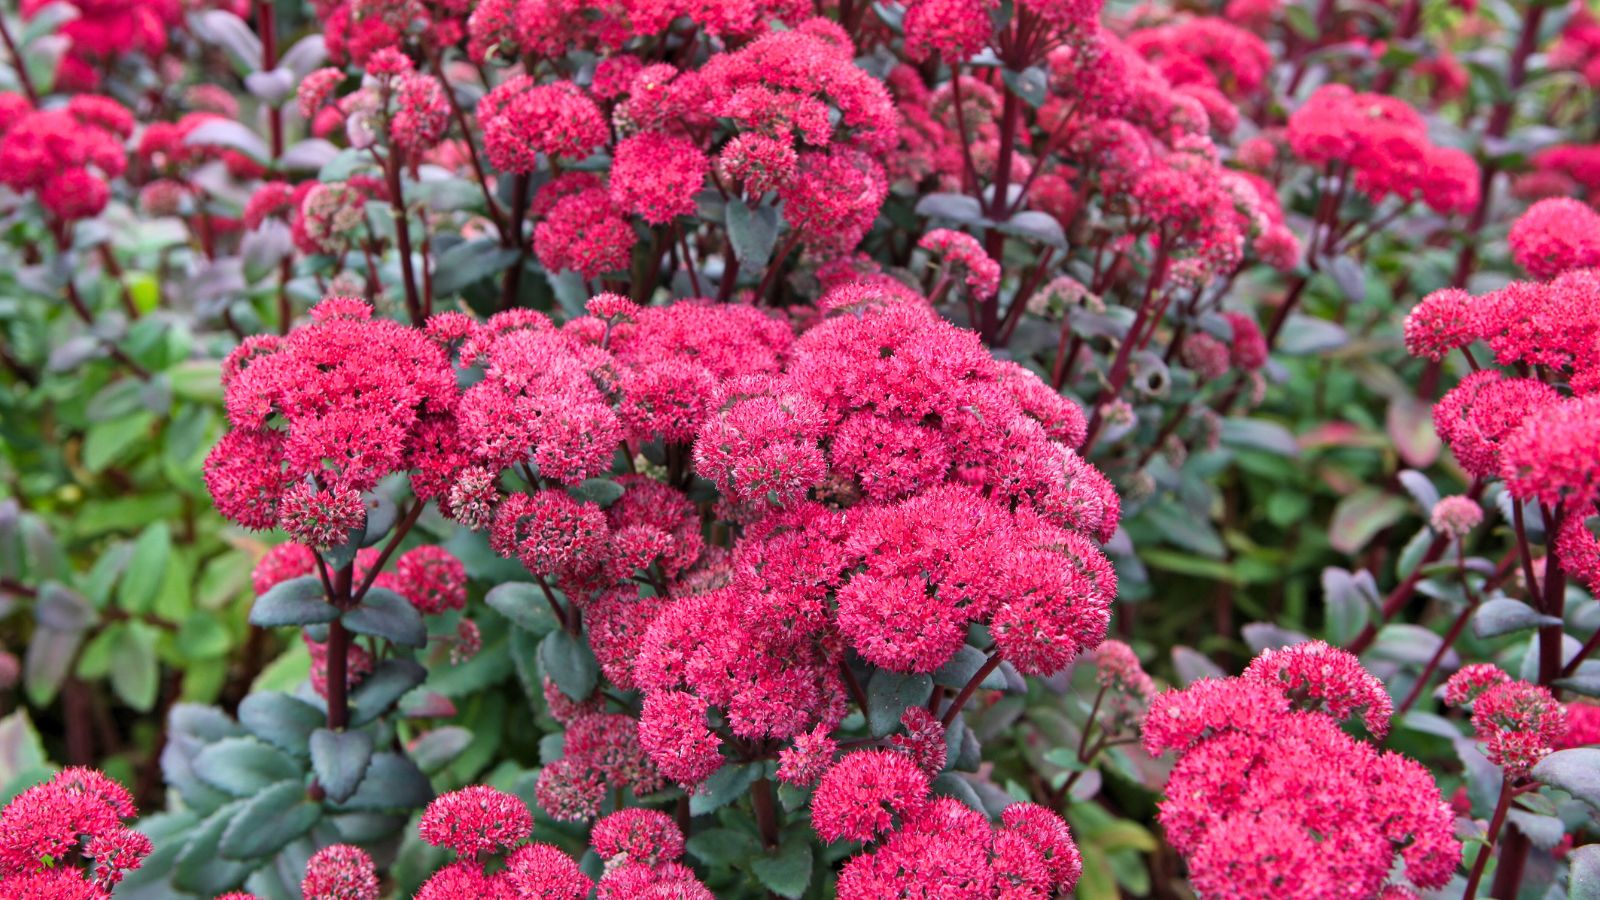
[6,0,1600,896]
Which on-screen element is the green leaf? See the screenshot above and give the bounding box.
[193,737,302,797]
[319,148,370,182]
[995,210,1067,249]
[867,670,933,738]
[1326,255,1367,303]
[117,523,172,614]
[168,359,225,404]
[485,582,561,636]
[76,626,118,680]
[688,762,758,816]
[83,411,154,473]
[408,726,473,775]
[1556,661,1600,698]
[433,238,521,297]
[752,839,813,899]
[218,781,321,860]
[349,659,427,726]
[1142,501,1226,558]
[1369,623,1449,669]
[310,728,374,803]
[1570,844,1600,900]
[930,772,984,811]
[1275,315,1348,355]
[1532,748,1600,812]
[409,177,482,212]
[1386,393,1441,469]
[172,801,254,895]
[238,692,325,757]
[932,646,1006,692]
[1283,4,1315,38]
[109,622,160,712]
[1170,646,1225,686]
[566,478,625,508]
[0,711,49,795]
[726,198,782,269]
[915,192,986,225]
[1220,418,1300,457]
[777,781,810,813]
[1000,66,1048,107]
[87,378,147,422]
[21,2,79,45]
[1328,488,1409,556]
[685,828,762,867]
[25,623,85,707]
[343,587,426,648]
[1396,470,1440,512]
[177,613,231,659]
[1321,568,1376,647]
[335,752,434,812]
[188,9,263,77]
[1472,598,1562,639]
[250,576,339,627]
[184,117,271,165]
[538,630,598,701]
[359,492,398,548]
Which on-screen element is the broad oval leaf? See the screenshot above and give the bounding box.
[867,670,933,738]
[726,198,782,269]
[1220,417,1300,457]
[687,762,758,816]
[218,780,321,860]
[334,752,434,812]
[932,646,1006,692]
[485,582,561,636]
[349,659,427,726]
[1531,748,1600,813]
[1328,488,1409,556]
[751,838,814,900]
[250,576,339,628]
[1472,598,1562,639]
[1170,646,1225,686]
[914,192,986,225]
[192,737,301,797]
[310,728,374,804]
[183,118,271,165]
[1571,843,1600,900]
[238,692,324,757]
[343,587,426,648]
[172,801,254,894]
[539,629,598,701]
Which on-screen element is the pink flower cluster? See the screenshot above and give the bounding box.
[0,94,132,222]
[408,293,1118,790]
[465,0,810,64]
[813,750,1084,899]
[18,0,195,91]
[413,787,708,899]
[628,303,1111,778]
[1404,270,1600,566]
[1507,198,1600,280]
[1287,84,1480,215]
[534,709,663,821]
[1144,645,1458,897]
[298,52,451,159]
[920,229,1002,301]
[204,297,457,548]
[1442,665,1569,776]
[0,767,152,897]
[1026,24,1297,275]
[300,844,380,900]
